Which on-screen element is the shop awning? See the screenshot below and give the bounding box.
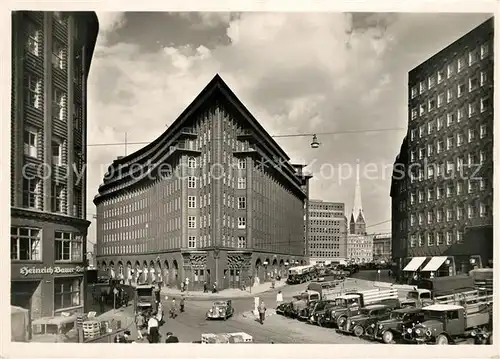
[403,257,427,272]
[421,256,448,272]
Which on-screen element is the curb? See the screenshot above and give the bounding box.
[161,285,286,301]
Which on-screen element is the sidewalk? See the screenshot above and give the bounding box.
[160,280,286,300]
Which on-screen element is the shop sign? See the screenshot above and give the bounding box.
[19,266,85,277]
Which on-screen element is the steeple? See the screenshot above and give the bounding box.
[350,170,366,234]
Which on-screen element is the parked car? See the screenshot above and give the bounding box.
[206,300,235,320]
[369,306,424,344]
[308,300,338,325]
[337,304,393,337]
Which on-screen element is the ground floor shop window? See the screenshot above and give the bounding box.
[11,227,41,260]
[54,277,82,310]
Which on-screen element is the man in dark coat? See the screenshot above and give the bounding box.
[165,332,179,343]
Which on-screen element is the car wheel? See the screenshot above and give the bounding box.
[353,325,364,337]
[436,334,449,345]
[337,316,346,328]
[382,330,394,344]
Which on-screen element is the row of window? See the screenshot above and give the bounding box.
[409,180,486,206]
[10,227,82,261]
[310,252,342,258]
[409,230,463,247]
[308,219,343,226]
[409,160,487,184]
[22,177,82,215]
[23,128,68,166]
[309,235,344,241]
[411,73,489,120]
[409,202,489,226]
[309,204,344,211]
[310,243,341,249]
[309,227,342,234]
[410,42,490,99]
[309,211,344,218]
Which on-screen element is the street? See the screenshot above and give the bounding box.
[126,279,381,344]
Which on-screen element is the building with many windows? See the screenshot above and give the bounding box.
[94,75,312,291]
[307,200,347,265]
[10,11,99,323]
[372,233,392,263]
[391,18,493,280]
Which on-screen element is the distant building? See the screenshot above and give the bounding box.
[10,11,99,321]
[307,200,347,265]
[94,75,312,291]
[391,18,494,279]
[372,233,392,263]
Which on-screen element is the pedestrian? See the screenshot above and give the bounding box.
[276,290,283,308]
[203,282,208,293]
[99,292,106,313]
[212,282,218,293]
[180,281,185,292]
[258,301,267,325]
[147,312,160,343]
[156,301,164,325]
[165,331,180,343]
[180,295,185,313]
[271,277,276,289]
[135,311,145,340]
[170,298,177,318]
[185,278,190,292]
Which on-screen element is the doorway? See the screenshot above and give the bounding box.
[229,269,241,289]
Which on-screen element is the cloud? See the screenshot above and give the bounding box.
[96,12,127,33]
[85,12,491,241]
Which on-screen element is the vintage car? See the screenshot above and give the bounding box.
[276,302,293,316]
[134,285,157,315]
[308,299,338,325]
[206,300,235,320]
[337,304,393,337]
[369,306,424,344]
[30,315,78,343]
[297,300,319,321]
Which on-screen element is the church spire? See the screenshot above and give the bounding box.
[350,170,366,234]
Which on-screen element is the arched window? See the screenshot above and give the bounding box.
[188,157,196,168]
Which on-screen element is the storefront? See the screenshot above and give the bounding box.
[11,264,85,321]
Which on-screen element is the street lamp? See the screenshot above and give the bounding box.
[310,134,320,149]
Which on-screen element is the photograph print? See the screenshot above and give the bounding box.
[8,10,495,347]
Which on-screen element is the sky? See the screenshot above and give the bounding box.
[85,11,492,246]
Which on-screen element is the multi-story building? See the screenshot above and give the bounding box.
[10,11,99,321]
[391,18,494,280]
[372,233,392,263]
[307,200,347,265]
[94,75,312,291]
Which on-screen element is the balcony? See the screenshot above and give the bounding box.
[179,127,198,138]
[236,129,254,140]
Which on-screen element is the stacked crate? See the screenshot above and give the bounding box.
[82,320,101,339]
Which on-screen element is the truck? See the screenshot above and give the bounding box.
[317,288,400,328]
[405,292,493,345]
[401,275,477,308]
[287,265,316,284]
[469,268,493,294]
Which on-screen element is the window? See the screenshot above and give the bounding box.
[419,104,426,116]
[447,113,455,127]
[437,141,443,154]
[238,159,246,169]
[10,227,41,260]
[468,50,479,65]
[410,151,415,162]
[480,43,489,59]
[187,176,196,188]
[52,183,63,213]
[480,151,486,164]
[427,121,434,134]
[479,178,486,191]
[24,129,38,157]
[410,235,417,248]
[469,77,479,92]
[480,97,489,112]
[468,180,474,194]
[188,196,196,208]
[419,148,425,160]
[457,57,466,72]
[480,125,487,138]
[437,117,444,131]
[428,164,434,178]
[446,232,453,245]
[447,208,453,221]
[446,137,453,150]
[437,93,445,107]
[188,157,196,168]
[428,75,436,89]
[437,70,444,83]
[480,71,487,86]
[410,129,416,141]
[419,126,425,138]
[26,21,40,56]
[25,73,42,109]
[480,203,487,217]
[188,236,196,248]
[468,129,476,142]
[410,214,416,226]
[437,187,444,199]
[437,233,444,246]
[446,88,453,103]
[456,231,463,243]
[238,217,246,229]
[411,108,418,120]
[52,40,64,69]
[411,86,418,98]
[410,192,416,205]
[418,213,424,225]
[52,140,62,166]
[447,64,454,78]
[237,236,246,249]
[457,206,464,220]
[457,133,464,146]
[54,277,81,310]
[418,234,425,247]
[55,231,82,261]
[457,157,464,172]
[427,233,435,246]
[188,216,196,228]
[468,205,476,219]
[457,83,465,97]
[437,210,443,223]
[238,177,246,189]
[427,188,434,200]
[52,88,65,121]
[428,98,436,111]
[419,81,426,94]
[238,197,246,209]
[468,102,478,117]
[23,177,41,209]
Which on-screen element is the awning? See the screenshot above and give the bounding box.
[403,257,427,272]
[421,256,448,272]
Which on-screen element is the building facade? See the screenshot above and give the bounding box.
[372,233,392,263]
[347,234,374,264]
[94,75,311,291]
[391,18,494,280]
[10,11,99,322]
[307,200,347,265]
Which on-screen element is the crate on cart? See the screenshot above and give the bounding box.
[201,332,253,344]
[82,320,101,339]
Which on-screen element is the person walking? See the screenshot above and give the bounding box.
[180,295,185,313]
[156,302,164,325]
[165,332,180,343]
[203,282,208,293]
[180,281,185,292]
[147,313,160,343]
[135,311,145,340]
[258,301,267,325]
[276,290,283,308]
[99,292,106,314]
[169,298,178,318]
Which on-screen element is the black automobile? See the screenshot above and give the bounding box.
[308,300,338,325]
[370,307,424,344]
[298,300,318,321]
[276,302,292,316]
[337,304,392,337]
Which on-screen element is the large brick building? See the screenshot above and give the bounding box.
[94,75,312,290]
[391,18,493,280]
[372,233,392,263]
[307,200,347,265]
[10,11,99,322]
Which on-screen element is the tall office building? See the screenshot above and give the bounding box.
[391,18,493,279]
[10,11,99,321]
[94,75,312,290]
[307,200,347,265]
